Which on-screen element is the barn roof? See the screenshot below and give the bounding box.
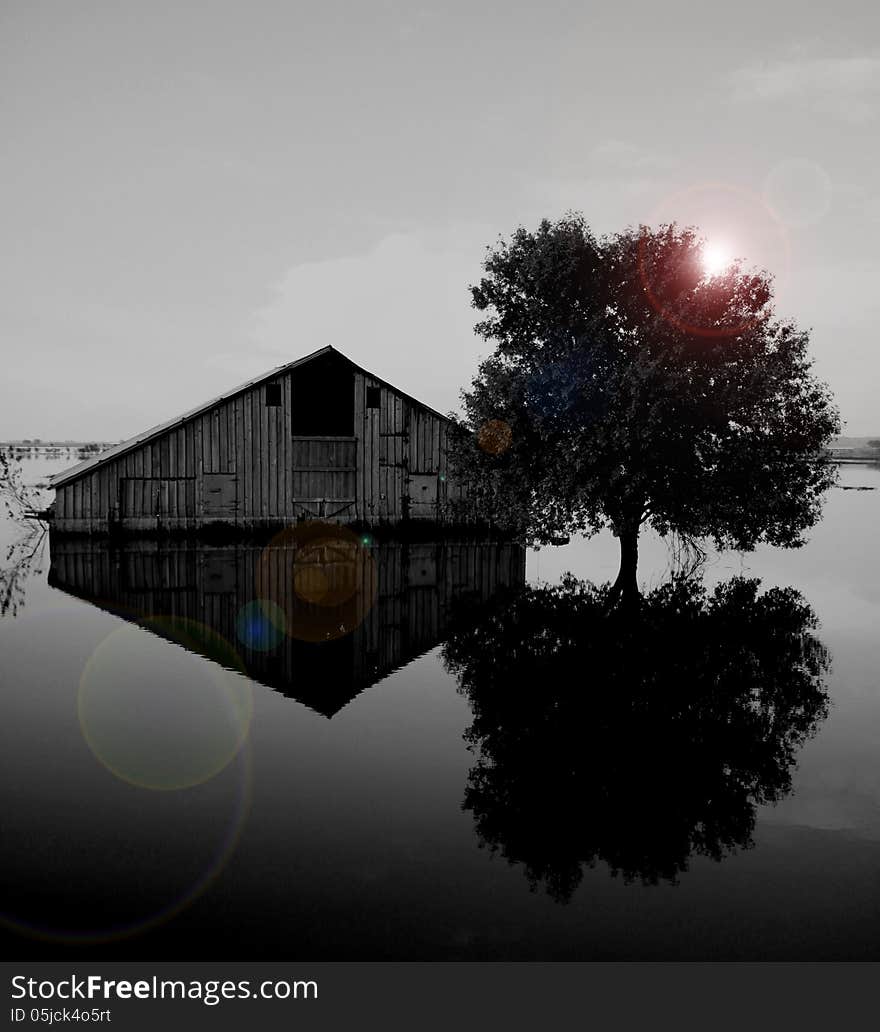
[49,346,453,489]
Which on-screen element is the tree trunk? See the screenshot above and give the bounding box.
[608,524,640,609]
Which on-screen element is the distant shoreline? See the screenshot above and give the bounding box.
[0,440,119,448]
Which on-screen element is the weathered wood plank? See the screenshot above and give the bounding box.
[249,388,258,526]
[355,375,366,521]
[281,373,291,520]
[370,393,380,521]
[234,395,244,525]
[271,388,279,518]
[260,386,269,523]
[51,353,481,533]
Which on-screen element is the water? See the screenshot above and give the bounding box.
[1,460,878,959]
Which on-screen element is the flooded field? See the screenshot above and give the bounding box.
[1,460,879,959]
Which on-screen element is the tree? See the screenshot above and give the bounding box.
[868,440,880,450]
[1,451,39,522]
[443,576,829,897]
[454,216,840,606]
[0,451,49,617]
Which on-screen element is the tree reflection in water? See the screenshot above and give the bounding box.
[443,576,830,901]
[0,527,47,618]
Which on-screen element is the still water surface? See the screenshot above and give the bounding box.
[1,460,878,959]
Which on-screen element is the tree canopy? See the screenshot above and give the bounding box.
[453,216,840,603]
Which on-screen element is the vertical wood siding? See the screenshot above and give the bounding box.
[53,363,478,533]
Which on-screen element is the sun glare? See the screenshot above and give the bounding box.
[701,242,731,278]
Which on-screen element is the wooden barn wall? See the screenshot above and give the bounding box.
[48,537,527,714]
[53,367,475,532]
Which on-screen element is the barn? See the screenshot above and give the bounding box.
[49,346,478,534]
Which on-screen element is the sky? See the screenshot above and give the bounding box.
[1,0,878,439]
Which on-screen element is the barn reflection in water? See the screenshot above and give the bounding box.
[48,532,526,717]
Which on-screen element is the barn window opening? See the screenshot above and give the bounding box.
[265,383,282,407]
[291,352,355,436]
[366,386,381,409]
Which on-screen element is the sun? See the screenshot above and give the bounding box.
[701,241,732,278]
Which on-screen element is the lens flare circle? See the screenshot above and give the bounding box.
[235,598,287,652]
[639,181,790,339]
[477,419,513,456]
[256,521,378,642]
[701,241,732,278]
[78,617,253,791]
[0,746,252,946]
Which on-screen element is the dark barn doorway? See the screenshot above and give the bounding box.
[291,351,357,519]
[291,351,355,436]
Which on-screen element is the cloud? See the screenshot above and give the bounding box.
[728,55,880,122]
[589,139,676,171]
[250,230,491,415]
[865,195,880,222]
[526,172,670,236]
[517,141,678,234]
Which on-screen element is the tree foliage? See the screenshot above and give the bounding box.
[452,216,840,599]
[0,528,48,618]
[0,451,49,618]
